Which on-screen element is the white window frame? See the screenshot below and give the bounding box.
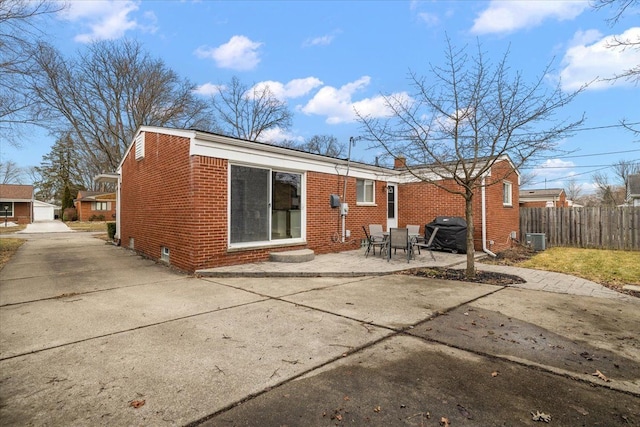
[503,181,513,206]
[356,179,375,205]
[228,164,306,249]
[92,201,109,211]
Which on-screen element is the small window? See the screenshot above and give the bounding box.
[92,201,109,211]
[161,246,170,263]
[503,181,513,206]
[1,202,14,217]
[129,237,135,249]
[135,132,145,160]
[356,179,375,204]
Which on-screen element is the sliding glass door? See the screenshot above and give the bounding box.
[230,165,303,245]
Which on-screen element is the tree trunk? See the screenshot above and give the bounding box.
[465,190,475,279]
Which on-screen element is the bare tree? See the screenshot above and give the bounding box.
[0,160,24,184]
[0,0,64,145]
[565,177,583,202]
[277,135,346,157]
[28,39,213,174]
[357,38,583,278]
[209,76,292,142]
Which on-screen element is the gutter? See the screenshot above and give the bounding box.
[481,176,497,257]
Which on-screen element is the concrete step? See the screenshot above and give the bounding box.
[269,249,315,263]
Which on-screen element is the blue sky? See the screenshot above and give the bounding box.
[2,0,639,191]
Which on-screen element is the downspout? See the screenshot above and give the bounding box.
[481,176,497,257]
[115,171,121,244]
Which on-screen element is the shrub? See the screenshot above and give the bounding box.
[89,214,106,222]
[63,208,77,222]
[107,222,116,240]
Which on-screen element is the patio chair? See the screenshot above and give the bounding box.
[388,227,411,263]
[362,225,386,257]
[407,224,422,254]
[369,224,384,240]
[415,226,439,261]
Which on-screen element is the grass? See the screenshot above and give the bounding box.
[0,224,26,234]
[65,221,112,232]
[519,247,640,289]
[0,238,25,270]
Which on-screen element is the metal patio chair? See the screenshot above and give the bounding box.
[415,226,439,261]
[388,227,411,263]
[362,225,386,257]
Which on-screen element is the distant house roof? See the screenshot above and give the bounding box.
[75,191,116,202]
[629,174,640,198]
[0,184,34,202]
[519,188,565,201]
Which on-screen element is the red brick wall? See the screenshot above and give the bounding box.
[397,159,519,253]
[5,202,31,224]
[483,160,520,252]
[75,200,116,221]
[120,132,197,271]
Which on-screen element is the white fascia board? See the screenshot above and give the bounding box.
[0,198,32,202]
[191,134,398,182]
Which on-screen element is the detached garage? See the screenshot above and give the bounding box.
[33,200,58,222]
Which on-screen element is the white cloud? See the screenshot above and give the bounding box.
[59,0,152,43]
[535,158,576,180]
[303,34,334,47]
[301,76,411,124]
[418,12,439,27]
[195,35,263,71]
[258,127,302,144]
[471,1,588,35]
[193,82,224,97]
[559,27,640,91]
[252,78,324,100]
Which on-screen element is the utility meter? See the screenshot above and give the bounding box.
[340,203,349,215]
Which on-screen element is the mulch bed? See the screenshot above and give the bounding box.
[401,267,526,286]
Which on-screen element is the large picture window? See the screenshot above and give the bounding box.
[230,165,303,245]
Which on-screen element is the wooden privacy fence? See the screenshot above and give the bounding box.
[520,207,640,251]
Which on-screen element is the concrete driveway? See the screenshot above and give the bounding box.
[0,233,638,426]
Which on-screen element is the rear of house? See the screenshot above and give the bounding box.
[116,127,520,272]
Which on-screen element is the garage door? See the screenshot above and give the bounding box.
[33,205,54,221]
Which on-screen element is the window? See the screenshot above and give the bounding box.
[356,179,375,204]
[230,165,303,245]
[503,181,513,206]
[92,202,109,211]
[1,202,14,217]
[161,246,170,263]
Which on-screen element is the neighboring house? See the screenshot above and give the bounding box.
[519,188,569,208]
[629,174,640,207]
[74,191,117,221]
[112,126,520,272]
[0,184,34,224]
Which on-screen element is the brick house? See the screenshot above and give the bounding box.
[113,126,520,272]
[74,191,117,221]
[0,184,34,224]
[519,188,568,207]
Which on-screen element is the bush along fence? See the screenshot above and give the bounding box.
[520,207,640,251]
